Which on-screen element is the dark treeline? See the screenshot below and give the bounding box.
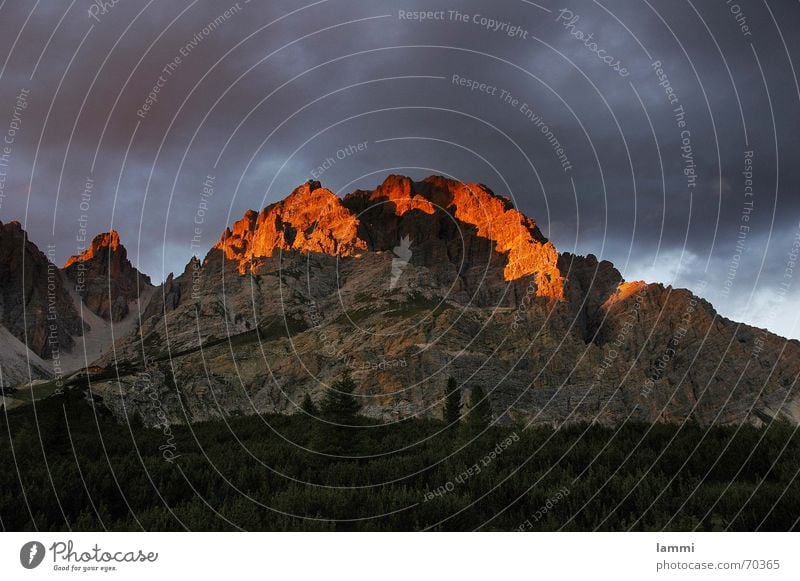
[0,384,798,532]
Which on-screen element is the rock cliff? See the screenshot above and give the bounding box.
[80,175,799,428]
[0,224,153,388]
[63,230,152,321]
[0,221,83,359]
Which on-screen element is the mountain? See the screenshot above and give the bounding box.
[63,230,152,321]
[0,221,81,386]
[75,175,799,428]
[0,221,83,359]
[0,223,152,388]
[213,175,565,300]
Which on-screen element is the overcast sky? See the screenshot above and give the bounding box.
[0,0,798,338]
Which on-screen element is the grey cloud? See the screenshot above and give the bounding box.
[0,0,798,337]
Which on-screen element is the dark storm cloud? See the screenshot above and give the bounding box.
[0,0,798,337]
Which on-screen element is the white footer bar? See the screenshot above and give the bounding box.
[1,532,796,580]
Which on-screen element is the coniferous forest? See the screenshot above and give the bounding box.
[1,380,797,532]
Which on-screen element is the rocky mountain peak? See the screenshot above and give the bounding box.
[85,171,800,429]
[3,176,788,431]
[407,175,558,289]
[1,220,24,233]
[212,180,367,272]
[211,175,565,298]
[63,230,122,269]
[0,220,82,360]
[62,230,152,321]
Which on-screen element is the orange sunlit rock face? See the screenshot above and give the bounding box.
[417,176,564,298]
[603,280,648,308]
[368,174,436,215]
[63,230,122,269]
[213,181,367,273]
[212,174,565,299]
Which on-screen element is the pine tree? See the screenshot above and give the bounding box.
[466,385,492,430]
[314,373,363,454]
[443,376,462,424]
[301,393,318,415]
[320,372,361,424]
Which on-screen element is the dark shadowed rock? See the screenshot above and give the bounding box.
[62,230,152,321]
[0,221,82,359]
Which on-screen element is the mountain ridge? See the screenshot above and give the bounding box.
[210,174,566,300]
[0,222,152,387]
[1,175,798,429]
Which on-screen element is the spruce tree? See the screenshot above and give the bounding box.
[320,372,361,424]
[314,372,362,454]
[301,393,318,415]
[443,376,462,424]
